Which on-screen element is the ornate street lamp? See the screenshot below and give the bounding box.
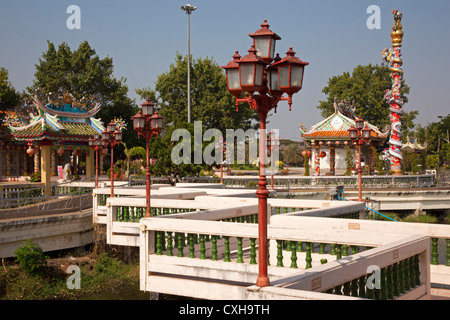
[131,99,163,218]
[102,121,122,197]
[89,133,105,188]
[348,117,371,201]
[222,20,308,287]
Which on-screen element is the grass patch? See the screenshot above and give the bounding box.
[0,251,140,300]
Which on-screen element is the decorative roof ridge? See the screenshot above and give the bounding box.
[34,94,102,119]
[8,116,44,132]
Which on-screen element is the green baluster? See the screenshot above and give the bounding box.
[199,235,206,259]
[342,244,348,256]
[431,238,439,265]
[351,279,358,297]
[379,268,387,299]
[290,241,297,268]
[276,240,283,267]
[358,275,366,298]
[284,207,288,213]
[319,243,325,254]
[336,244,342,260]
[131,207,135,222]
[297,242,304,252]
[250,238,257,265]
[446,239,450,267]
[211,235,218,261]
[155,232,163,255]
[237,237,243,263]
[366,275,373,299]
[330,244,336,255]
[392,262,400,297]
[386,265,393,300]
[124,206,129,222]
[177,233,184,257]
[166,232,173,256]
[305,242,312,269]
[276,207,280,215]
[409,257,416,289]
[398,260,405,294]
[403,259,410,292]
[116,206,121,221]
[320,259,327,265]
[223,236,230,262]
[414,254,420,285]
[189,234,195,258]
[334,285,342,295]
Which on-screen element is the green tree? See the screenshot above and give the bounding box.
[136,53,259,132]
[0,67,22,119]
[281,143,303,166]
[345,146,354,176]
[14,239,48,276]
[317,64,411,128]
[29,40,138,148]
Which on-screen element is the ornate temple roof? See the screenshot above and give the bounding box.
[8,91,104,143]
[299,99,388,144]
[402,136,426,151]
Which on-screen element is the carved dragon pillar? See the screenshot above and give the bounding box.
[382,9,404,175]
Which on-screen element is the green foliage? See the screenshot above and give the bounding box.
[94,252,122,276]
[426,154,439,169]
[29,170,41,182]
[14,239,48,276]
[304,154,310,176]
[281,143,303,166]
[29,40,138,149]
[136,53,259,132]
[345,146,354,176]
[317,64,410,128]
[0,67,22,111]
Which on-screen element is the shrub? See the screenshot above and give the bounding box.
[30,171,41,182]
[14,239,47,276]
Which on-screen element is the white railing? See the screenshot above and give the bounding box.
[139,209,431,300]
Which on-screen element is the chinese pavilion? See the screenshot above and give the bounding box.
[299,99,388,176]
[1,91,104,192]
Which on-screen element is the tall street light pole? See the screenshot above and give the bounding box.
[180,4,197,123]
[222,20,308,287]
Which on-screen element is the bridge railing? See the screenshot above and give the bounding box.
[271,214,450,287]
[181,174,436,190]
[103,195,366,247]
[139,211,431,300]
[0,178,96,212]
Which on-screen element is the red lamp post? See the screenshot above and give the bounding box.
[222,20,308,287]
[102,121,122,197]
[348,117,371,202]
[131,98,163,218]
[89,134,105,188]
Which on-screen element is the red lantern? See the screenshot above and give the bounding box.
[222,51,242,99]
[319,151,326,158]
[27,146,35,157]
[302,150,311,158]
[73,149,80,156]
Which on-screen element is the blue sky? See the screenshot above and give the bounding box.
[1,0,449,140]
